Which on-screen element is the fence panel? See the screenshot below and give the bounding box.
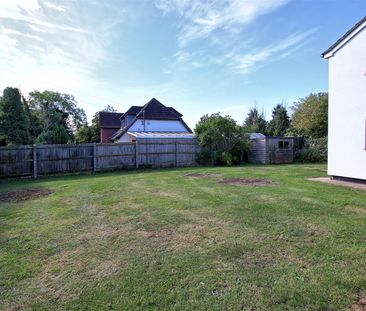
[0,139,199,179]
[36,144,94,174]
[0,145,33,177]
[96,143,136,170]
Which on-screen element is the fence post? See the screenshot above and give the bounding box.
[135,141,139,169]
[93,143,97,172]
[33,144,37,179]
[175,143,179,167]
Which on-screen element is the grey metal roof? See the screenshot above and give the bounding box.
[127,131,195,139]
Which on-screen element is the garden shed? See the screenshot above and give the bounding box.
[248,133,294,164]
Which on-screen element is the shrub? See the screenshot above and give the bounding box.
[195,113,250,166]
[294,137,327,163]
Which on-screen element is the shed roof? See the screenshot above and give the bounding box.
[250,133,266,140]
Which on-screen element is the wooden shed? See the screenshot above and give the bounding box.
[248,133,294,164]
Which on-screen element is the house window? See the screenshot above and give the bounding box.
[278,141,289,149]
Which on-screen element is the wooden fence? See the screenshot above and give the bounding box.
[0,138,199,179]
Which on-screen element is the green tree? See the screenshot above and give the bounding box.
[244,107,267,134]
[195,113,250,166]
[289,92,328,138]
[0,87,30,145]
[28,90,86,144]
[75,124,95,144]
[36,124,70,145]
[267,104,290,136]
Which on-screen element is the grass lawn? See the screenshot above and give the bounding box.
[1,164,366,310]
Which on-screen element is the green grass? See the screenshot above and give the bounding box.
[1,164,365,310]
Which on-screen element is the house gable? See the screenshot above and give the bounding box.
[322,16,366,59]
[112,98,192,141]
[323,16,366,181]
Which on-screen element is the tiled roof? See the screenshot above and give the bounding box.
[99,112,123,128]
[167,107,183,117]
[135,98,182,120]
[121,106,143,117]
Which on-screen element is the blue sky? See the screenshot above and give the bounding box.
[0,0,365,128]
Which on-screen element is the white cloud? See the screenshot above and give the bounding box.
[232,29,317,74]
[155,0,291,47]
[155,0,314,76]
[43,1,66,12]
[0,0,131,120]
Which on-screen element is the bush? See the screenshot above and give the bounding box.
[294,137,327,163]
[195,113,250,166]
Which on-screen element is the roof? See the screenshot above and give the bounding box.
[99,112,123,128]
[134,98,182,120]
[250,133,266,140]
[111,98,192,140]
[121,106,143,118]
[322,16,366,58]
[127,131,195,139]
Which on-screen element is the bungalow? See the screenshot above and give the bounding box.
[322,16,366,182]
[111,98,194,142]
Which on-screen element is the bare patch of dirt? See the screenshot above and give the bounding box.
[184,173,222,178]
[219,178,273,187]
[0,188,53,203]
[353,294,366,311]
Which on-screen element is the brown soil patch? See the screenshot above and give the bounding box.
[219,178,273,187]
[353,294,366,311]
[0,188,53,203]
[184,173,222,178]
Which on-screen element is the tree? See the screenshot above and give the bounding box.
[0,87,30,145]
[290,92,328,138]
[244,107,267,134]
[28,90,87,144]
[195,113,250,166]
[267,104,290,136]
[75,124,95,144]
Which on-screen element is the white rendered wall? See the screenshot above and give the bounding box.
[128,119,188,132]
[118,133,134,143]
[327,29,366,180]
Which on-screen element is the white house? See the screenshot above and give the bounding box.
[111,98,194,142]
[322,16,366,182]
